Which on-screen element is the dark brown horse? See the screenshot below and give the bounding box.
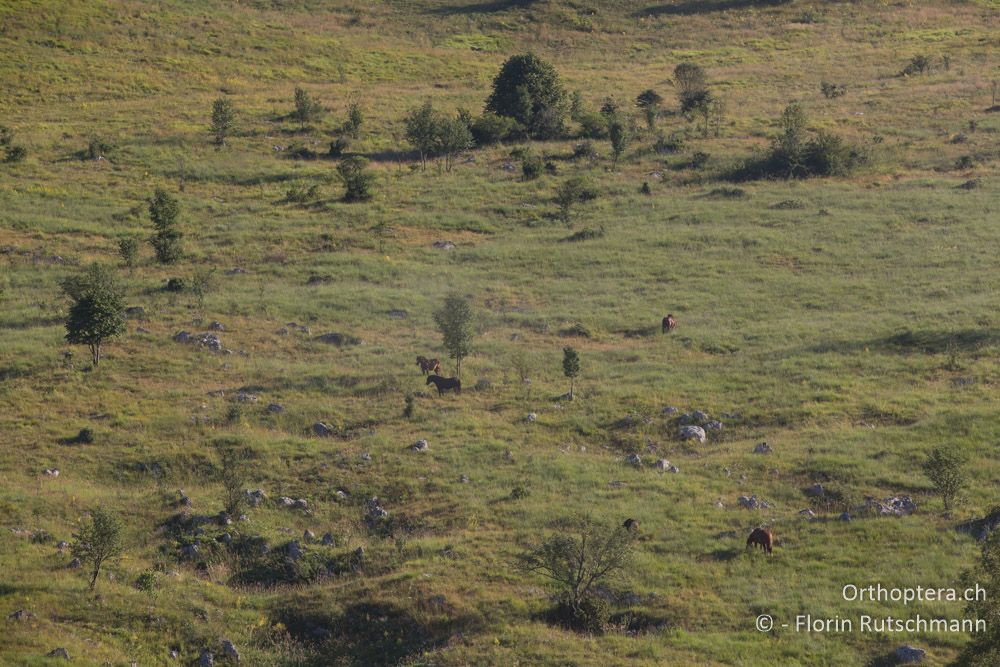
[416,355,442,375]
[746,527,773,555]
[662,314,676,334]
[426,374,461,395]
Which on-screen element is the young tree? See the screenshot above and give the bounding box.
[345,101,363,139]
[293,87,323,129]
[71,506,124,590]
[673,62,709,114]
[958,528,1000,664]
[608,117,629,170]
[434,115,473,172]
[772,102,809,178]
[555,176,596,223]
[516,516,635,630]
[636,89,663,130]
[337,156,374,202]
[189,267,217,310]
[210,97,235,145]
[485,53,567,139]
[562,346,580,400]
[405,100,438,170]
[433,293,475,379]
[62,263,126,366]
[923,448,966,511]
[215,441,250,517]
[117,238,139,269]
[149,188,183,263]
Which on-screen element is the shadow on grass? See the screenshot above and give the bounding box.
[275,602,481,667]
[634,0,790,17]
[811,329,1000,356]
[429,0,537,15]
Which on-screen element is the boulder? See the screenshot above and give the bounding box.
[433,240,455,249]
[198,648,214,667]
[313,422,334,437]
[287,540,303,561]
[8,609,30,621]
[221,639,240,662]
[266,403,284,414]
[526,413,537,422]
[125,306,145,319]
[753,442,772,455]
[840,512,852,522]
[661,406,678,415]
[692,410,710,422]
[234,392,257,403]
[678,425,706,443]
[46,648,70,660]
[245,489,266,507]
[894,645,926,664]
[624,453,642,466]
[805,484,825,497]
[209,321,225,331]
[799,509,816,518]
[43,468,59,477]
[411,439,429,452]
[704,420,723,431]
[654,459,679,473]
[68,558,81,568]
[303,530,315,544]
[321,532,335,546]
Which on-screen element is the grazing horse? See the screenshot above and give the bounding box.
[426,374,461,395]
[623,518,639,532]
[746,527,773,555]
[662,314,676,334]
[416,355,442,375]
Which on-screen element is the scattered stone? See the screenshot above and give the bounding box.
[526,413,537,422]
[364,498,388,525]
[169,649,179,659]
[459,474,470,483]
[46,648,70,660]
[334,490,348,500]
[198,648,214,667]
[704,420,723,431]
[411,439,429,452]
[245,489,266,507]
[799,508,816,518]
[805,484,825,498]
[432,240,455,250]
[387,309,408,319]
[277,327,289,336]
[501,162,516,172]
[238,514,248,522]
[738,495,769,510]
[315,332,360,346]
[56,540,68,550]
[125,306,146,319]
[504,449,514,461]
[351,546,365,570]
[208,321,225,331]
[266,403,284,414]
[224,268,246,275]
[68,557,81,568]
[624,453,642,466]
[715,500,726,509]
[313,422,334,437]
[692,410,709,422]
[217,533,233,545]
[894,645,926,664]
[217,512,232,526]
[840,512,852,522]
[136,326,151,334]
[475,378,492,391]
[303,530,315,544]
[321,532,335,546]
[234,392,257,403]
[654,459,679,473]
[43,468,59,477]
[862,495,917,516]
[360,451,372,461]
[287,540,303,561]
[176,489,192,507]
[181,544,201,560]
[753,442,772,455]
[677,425,706,443]
[8,609,30,621]
[609,480,625,489]
[661,406,678,415]
[221,639,240,662]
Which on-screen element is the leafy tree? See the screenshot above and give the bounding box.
[293,87,323,128]
[215,441,250,517]
[210,97,235,145]
[433,293,475,379]
[117,238,139,269]
[337,156,374,202]
[516,516,635,631]
[370,220,394,253]
[957,528,1000,665]
[608,117,629,170]
[471,112,518,146]
[190,267,217,309]
[562,346,580,400]
[923,448,966,511]
[485,53,567,139]
[345,101,363,138]
[599,97,620,117]
[62,263,126,366]
[405,100,438,170]
[434,114,473,172]
[636,89,663,130]
[674,63,710,112]
[149,188,183,263]
[0,124,26,163]
[555,176,596,223]
[71,506,124,590]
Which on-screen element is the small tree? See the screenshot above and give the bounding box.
[149,188,183,263]
[370,220,394,253]
[62,263,126,366]
[674,62,709,114]
[210,97,235,145]
[434,115,473,172]
[608,117,629,170]
[190,267,217,310]
[485,53,567,139]
[337,156,374,202]
[293,87,323,129]
[555,176,595,224]
[405,100,438,170]
[562,346,580,400]
[516,517,635,631]
[958,528,1000,664]
[345,101,363,139]
[923,448,966,511]
[117,238,139,269]
[71,506,124,590]
[636,89,662,130]
[433,293,475,379]
[216,441,250,517]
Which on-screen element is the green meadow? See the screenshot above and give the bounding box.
[1,0,999,665]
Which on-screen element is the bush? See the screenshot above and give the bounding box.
[4,144,26,163]
[555,177,597,223]
[653,133,684,154]
[135,570,158,597]
[329,136,350,157]
[521,153,543,181]
[576,111,609,140]
[471,112,518,145]
[902,54,932,76]
[820,82,847,99]
[210,97,235,145]
[76,427,95,444]
[165,277,186,292]
[345,102,363,138]
[689,151,710,169]
[285,183,320,204]
[117,238,139,268]
[923,448,966,511]
[87,137,113,160]
[485,53,567,140]
[955,155,974,170]
[293,87,323,128]
[337,156,374,202]
[149,189,183,264]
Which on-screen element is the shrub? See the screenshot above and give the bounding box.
[4,144,26,163]
[562,346,580,399]
[293,87,323,128]
[674,62,709,114]
[337,156,374,202]
[636,89,663,130]
[403,394,415,419]
[189,267,217,309]
[76,427,95,444]
[345,102,363,138]
[510,485,530,500]
[955,155,974,170]
[210,97,235,145]
[117,238,139,268]
[215,440,251,517]
[576,111,609,139]
[572,141,598,161]
[471,112,518,145]
[923,448,966,511]
[902,54,932,76]
[285,183,320,204]
[521,153,543,180]
[608,117,629,170]
[599,97,620,117]
[689,151,710,169]
[640,181,651,195]
[555,177,597,223]
[329,136,350,157]
[653,133,684,154]
[820,82,847,99]
[485,53,567,140]
[149,189,183,264]
[957,530,1000,664]
[135,570,158,597]
[71,506,124,590]
[62,264,126,366]
[86,137,113,160]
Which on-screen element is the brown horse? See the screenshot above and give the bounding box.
[416,355,442,375]
[662,314,676,334]
[426,374,461,395]
[746,527,773,555]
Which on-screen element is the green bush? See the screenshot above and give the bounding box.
[76,427,95,444]
[521,153,543,181]
[337,156,374,202]
[820,82,847,99]
[576,111,609,139]
[87,137,113,160]
[4,144,26,163]
[135,570,158,597]
[470,112,518,145]
[485,53,567,140]
[329,136,350,157]
[117,238,139,268]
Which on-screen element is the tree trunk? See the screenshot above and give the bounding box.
[91,342,101,366]
[89,566,99,590]
[456,357,461,380]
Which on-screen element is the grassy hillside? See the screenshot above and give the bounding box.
[1,1,999,665]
